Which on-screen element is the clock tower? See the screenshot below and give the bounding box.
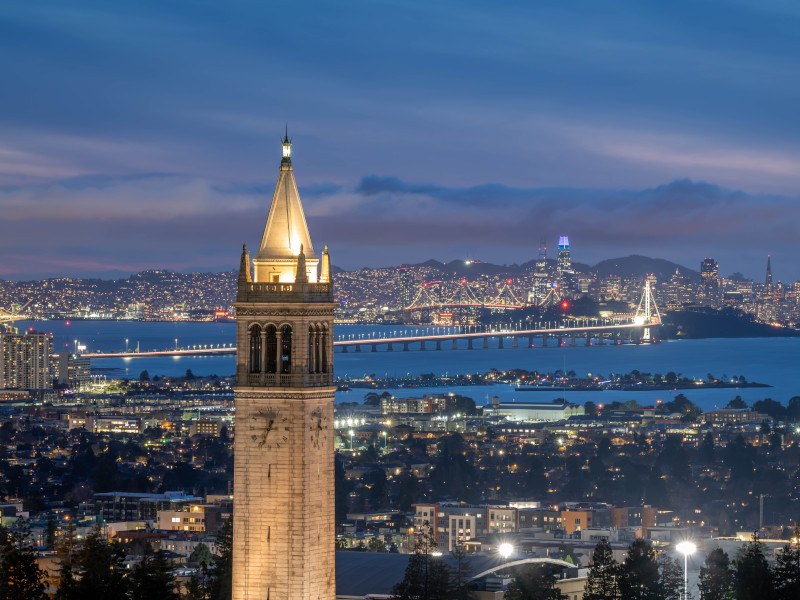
[232,132,336,600]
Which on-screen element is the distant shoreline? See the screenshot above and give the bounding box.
[515,382,771,392]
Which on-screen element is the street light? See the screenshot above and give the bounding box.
[676,541,697,600]
[382,431,387,449]
[498,543,513,566]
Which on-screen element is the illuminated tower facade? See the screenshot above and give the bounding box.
[529,239,550,306]
[765,254,773,287]
[556,235,574,291]
[700,257,720,307]
[232,133,336,600]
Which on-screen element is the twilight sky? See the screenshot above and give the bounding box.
[1,0,799,281]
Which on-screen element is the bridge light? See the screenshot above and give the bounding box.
[560,300,570,311]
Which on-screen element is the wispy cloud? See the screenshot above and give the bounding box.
[1,173,794,280]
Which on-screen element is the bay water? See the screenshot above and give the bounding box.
[19,320,800,411]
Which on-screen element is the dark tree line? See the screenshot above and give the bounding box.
[583,534,800,600]
[0,519,235,600]
[582,538,683,600]
[391,522,475,600]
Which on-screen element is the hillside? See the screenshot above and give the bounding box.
[593,255,699,282]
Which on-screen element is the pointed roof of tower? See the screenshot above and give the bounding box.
[238,244,251,284]
[255,132,317,261]
[766,254,773,286]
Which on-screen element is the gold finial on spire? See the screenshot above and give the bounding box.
[238,244,251,284]
[295,243,308,283]
[320,245,331,283]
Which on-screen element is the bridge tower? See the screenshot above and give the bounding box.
[635,276,661,342]
[232,133,336,600]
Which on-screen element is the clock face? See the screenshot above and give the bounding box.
[309,408,330,449]
[249,408,290,450]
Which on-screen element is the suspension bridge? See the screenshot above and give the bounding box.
[402,279,526,312]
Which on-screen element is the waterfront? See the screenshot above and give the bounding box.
[20,320,800,410]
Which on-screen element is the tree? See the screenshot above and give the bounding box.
[139,370,150,381]
[45,513,57,549]
[665,394,701,422]
[210,517,233,600]
[700,431,716,464]
[619,539,661,600]
[449,545,476,600]
[129,543,180,600]
[698,548,733,600]
[0,526,47,600]
[726,397,747,409]
[189,542,214,566]
[392,523,451,600]
[732,537,774,600]
[505,564,567,600]
[368,536,387,553]
[773,530,800,600]
[54,522,79,600]
[786,397,800,422]
[753,398,786,421]
[659,554,685,600]
[69,527,129,599]
[584,539,620,600]
[185,562,214,600]
[335,454,351,523]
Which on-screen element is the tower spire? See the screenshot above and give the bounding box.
[253,133,318,283]
[320,245,331,283]
[281,125,292,166]
[238,244,251,284]
[295,244,308,283]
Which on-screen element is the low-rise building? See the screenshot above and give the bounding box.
[157,504,223,533]
[93,491,202,522]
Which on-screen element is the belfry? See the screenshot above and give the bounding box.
[232,132,336,600]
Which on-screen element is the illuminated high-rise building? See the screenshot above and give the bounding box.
[0,330,53,390]
[529,239,550,306]
[556,236,574,291]
[765,254,773,287]
[232,133,336,600]
[700,258,720,307]
[398,267,415,309]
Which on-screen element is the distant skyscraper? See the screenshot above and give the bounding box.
[556,236,573,290]
[0,330,53,390]
[529,239,550,306]
[700,258,720,307]
[399,267,415,309]
[765,254,773,287]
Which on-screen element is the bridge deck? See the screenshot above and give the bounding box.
[78,320,657,359]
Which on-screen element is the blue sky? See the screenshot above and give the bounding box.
[1,1,799,280]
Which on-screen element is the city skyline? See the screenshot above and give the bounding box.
[2,2,800,279]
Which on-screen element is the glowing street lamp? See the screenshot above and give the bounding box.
[676,541,697,600]
[498,542,514,561]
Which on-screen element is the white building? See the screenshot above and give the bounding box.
[491,401,584,423]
